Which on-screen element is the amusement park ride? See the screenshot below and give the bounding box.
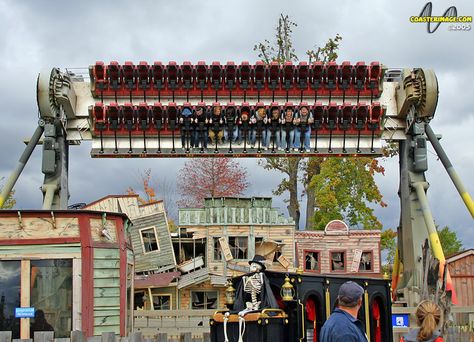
[0,60,473,341]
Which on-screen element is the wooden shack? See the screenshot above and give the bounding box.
[295,220,382,276]
[84,195,178,311]
[447,249,474,307]
[0,210,133,338]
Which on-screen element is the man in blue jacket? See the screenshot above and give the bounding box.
[320,281,368,342]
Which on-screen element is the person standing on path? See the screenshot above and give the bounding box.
[320,281,368,342]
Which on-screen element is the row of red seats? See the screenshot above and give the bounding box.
[90,61,383,98]
[91,101,382,135]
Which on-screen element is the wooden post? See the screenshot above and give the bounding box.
[155,333,167,342]
[181,332,191,342]
[33,331,54,342]
[101,332,116,342]
[70,330,86,342]
[202,332,210,342]
[20,260,31,339]
[0,331,12,342]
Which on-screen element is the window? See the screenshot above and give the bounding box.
[0,261,21,339]
[30,259,72,338]
[152,294,171,310]
[228,237,248,259]
[191,291,218,310]
[304,251,320,272]
[330,251,345,272]
[213,237,222,260]
[359,252,373,271]
[140,227,160,253]
[273,240,283,262]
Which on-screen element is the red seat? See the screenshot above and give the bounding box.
[369,102,382,129]
[211,61,223,90]
[254,61,266,90]
[312,102,325,130]
[152,103,164,130]
[296,62,309,89]
[282,61,294,90]
[196,61,208,90]
[268,61,280,90]
[354,62,367,91]
[123,61,136,91]
[181,61,194,90]
[167,102,178,130]
[326,103,339,130]
[355,103,368,130]
[92,102,106,130]
[107,61,122,91]
[152,62,165,90]
[310,62,323,90]
[122,103,136,131]
[338,61,353,91]
[137,103,150,130]
[368,62,382,90]
[225,62,237,90]
[93,61,107,91]
[167,62,180,90]
[106,103,121,130]
[138,61,151,90]
[238,62,252,90]
[341,103,354,130]
[324,61,337,91]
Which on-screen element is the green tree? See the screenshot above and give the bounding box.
[437,225,463,256]
[0,177,16,209]
[256,15,386,230]
[381,228,397,265]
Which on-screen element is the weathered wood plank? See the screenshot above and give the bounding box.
[93,269,120,279]
[33,331,54,342]
[0,216,79,240]
[100,332,115,342]
[94,287,120,298]
[94,278,120,288]
[70,331,86,342]
[94,296,121,306]
[94,315,121,326]
[155,333,167,342]
[93,259,121,269]
[90,219,118,243]
[0,332,12,342]
[94,249,120,259]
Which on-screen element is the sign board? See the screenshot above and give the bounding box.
[277,255,291,269]
[392,314,410,328]
[15,307,35,318]
[219,237,234,261]
[350,249,363,272]
[324,220,349,235]
[227,262,250,273]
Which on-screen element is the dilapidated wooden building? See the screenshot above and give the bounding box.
[295,220,382,276]
[84,195,179,311]
[166,197,295,311]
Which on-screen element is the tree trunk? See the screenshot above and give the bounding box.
[287,158,300,229]
[305,185,315,230]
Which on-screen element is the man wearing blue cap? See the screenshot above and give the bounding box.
[320,281,368,342]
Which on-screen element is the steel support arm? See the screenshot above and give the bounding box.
[425,124,474,219]
[0,123,44,208]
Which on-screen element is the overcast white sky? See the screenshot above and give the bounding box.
[0,0,472,248]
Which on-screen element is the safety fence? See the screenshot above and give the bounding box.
[0,331,210,342]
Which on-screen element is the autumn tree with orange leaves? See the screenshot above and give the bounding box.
[177,158,249,208]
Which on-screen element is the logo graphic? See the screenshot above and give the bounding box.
[410,2,472,33]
